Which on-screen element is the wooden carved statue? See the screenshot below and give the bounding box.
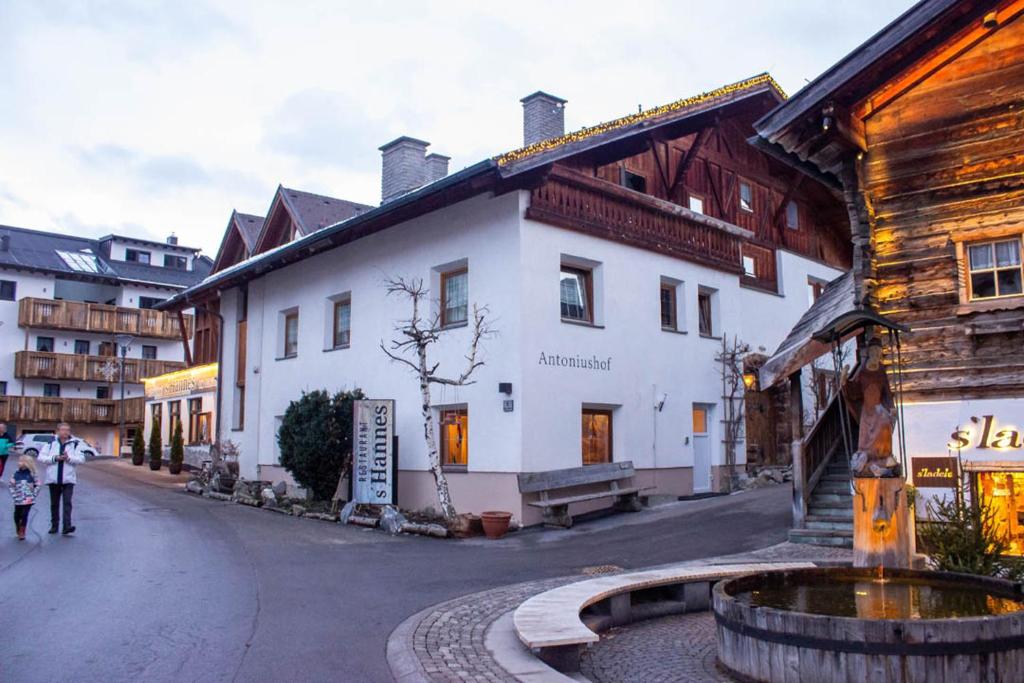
[846,337,898,478]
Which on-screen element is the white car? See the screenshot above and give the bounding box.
[16,433,98,459]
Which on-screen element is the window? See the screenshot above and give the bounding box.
[73,340,90,355]
[169,400,181,433]
[785,200,800,230]
[163,254,188,270]
[151,402,162,427]
[692,405,708,434]
[96,386,110,399]
[582,408,612,465]
[188,398,202,444]
[138,296,165,309]
[56,249,102,273]
[698,289,715,336]
[125,249,151,264]
[36,336,54,352]
[808,277,827,305]
[283,311,299,358]
[98,341,115,357]
[439,408,468,467]
[142,345,157,360]
[967,239,1023,300]
[43,383,60,397]
[560,267,592,322]
[0,280,15,301]
[739,182,753,213]
[441,269,468,327]
[621,168,647,193]
[660,283,677,330]
[332,298,352,348]
[743,255,757,278]
[0,381,7,396]
[689,194,704,214]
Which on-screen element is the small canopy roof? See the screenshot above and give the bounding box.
[759,271,908,388]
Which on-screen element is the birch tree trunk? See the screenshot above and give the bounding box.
[419,340,456,520]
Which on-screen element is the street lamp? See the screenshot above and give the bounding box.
[115,333,134,457]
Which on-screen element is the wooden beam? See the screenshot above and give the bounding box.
[647,136,672,197]
[703,161,726,217]
[670,127,712,196]
[177,310,193,367]
[772,172,806,229]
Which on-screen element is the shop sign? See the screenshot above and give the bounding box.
[948,415,1023,452]
[352,399,396,505]
[144,363,218,400]
[911,456,960,488]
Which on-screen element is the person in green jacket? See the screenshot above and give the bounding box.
[0,422,13,477]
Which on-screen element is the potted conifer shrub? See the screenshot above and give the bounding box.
[148,418,162,471]
[131,429,145,466]
[169,419,184,475]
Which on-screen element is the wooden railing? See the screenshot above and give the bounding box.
[0,396,144,425]
[14,351,185,383]
[18,298,193,340]
[527,166,745,274]
[792,391,859,528]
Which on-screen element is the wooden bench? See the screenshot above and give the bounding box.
[513,561,817,672]
[517,461,651,528]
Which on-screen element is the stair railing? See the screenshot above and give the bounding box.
[792,390,859,528]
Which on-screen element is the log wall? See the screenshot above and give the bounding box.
[862,13,1024,401]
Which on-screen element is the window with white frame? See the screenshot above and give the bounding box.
[659,276,684,332]
[966,238,1023,300]
[280,308,299,358]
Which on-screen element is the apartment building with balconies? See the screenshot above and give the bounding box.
[0,225,210,453]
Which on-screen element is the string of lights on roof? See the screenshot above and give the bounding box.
[495,73,787,167]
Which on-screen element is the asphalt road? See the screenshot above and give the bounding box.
[0,461,791,682]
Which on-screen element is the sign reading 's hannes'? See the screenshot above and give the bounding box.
[353,399,396,504]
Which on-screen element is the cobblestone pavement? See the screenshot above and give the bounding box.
[390,542,851,682]
[580,612,730,683]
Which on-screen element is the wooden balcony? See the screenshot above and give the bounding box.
[526,165,745,274]
[18,298,193,340]
[0,396,144,425]
[14,351,186,383]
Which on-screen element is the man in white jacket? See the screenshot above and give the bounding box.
[37,422,86,535]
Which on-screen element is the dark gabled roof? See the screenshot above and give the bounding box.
[162,74,791,309]
[279,187,372,235]
[754,0,986,148]
[234,213,264,252]
[0,223,209,290]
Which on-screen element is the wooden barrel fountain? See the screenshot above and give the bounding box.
[713,567,1024,683]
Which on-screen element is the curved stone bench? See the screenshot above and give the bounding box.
[513,561,816,671]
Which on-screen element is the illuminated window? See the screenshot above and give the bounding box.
[977,472,1024,556]
[967,239,1023,300]
[582,408,612,465]
[440,408,468,466]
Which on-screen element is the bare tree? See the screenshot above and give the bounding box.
[717,335,751,493]
[379,276,493,522]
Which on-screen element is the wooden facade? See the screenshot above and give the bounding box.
[18,297,193,340]
[526,95,851,290]
[864,7,1024,400]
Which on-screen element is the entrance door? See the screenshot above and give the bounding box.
[692,404,712,493]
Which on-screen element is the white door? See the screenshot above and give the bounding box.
[692,404,712,493]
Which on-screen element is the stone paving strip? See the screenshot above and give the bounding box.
[386,543,851,682]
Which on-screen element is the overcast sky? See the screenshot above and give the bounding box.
[0,1,916,256]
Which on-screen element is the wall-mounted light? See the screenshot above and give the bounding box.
[742,371,759,392]
[655,392,668,412]
[498,382,512,395]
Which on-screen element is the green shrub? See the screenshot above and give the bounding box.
[148,417,162,471]
[131,429,145,466]
[919,481,1024,581]
[278,388,365,500]
[169,420,184,474]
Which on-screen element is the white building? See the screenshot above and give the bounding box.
[170,75,850,523]
[0,225,209,454]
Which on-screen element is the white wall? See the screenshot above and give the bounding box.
[106,240,196,270]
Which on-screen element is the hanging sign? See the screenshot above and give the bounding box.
[352,399,396,504]
[911,456,960,489]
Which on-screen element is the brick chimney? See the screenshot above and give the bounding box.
[520,91,567,146]
[425,153,450,183]
[379,136,430,203]
[166,233,178,245]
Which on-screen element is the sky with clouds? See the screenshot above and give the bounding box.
[0,0,916,256]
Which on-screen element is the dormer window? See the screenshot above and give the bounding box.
[620,168,647,194]
[126,248,151,264]
[164,254,188,270]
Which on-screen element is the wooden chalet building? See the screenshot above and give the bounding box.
[755,0,1024,548]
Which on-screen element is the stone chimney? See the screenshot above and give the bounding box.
[166,233,178,245]
[520,91,567,146]
[0,234,9,252]
[425,153,450,183]
[379,136,430,203]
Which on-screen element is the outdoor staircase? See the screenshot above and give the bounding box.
[787,390,857,549]
[788,456,853,547]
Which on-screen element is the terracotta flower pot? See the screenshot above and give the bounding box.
[480,511,512,539]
